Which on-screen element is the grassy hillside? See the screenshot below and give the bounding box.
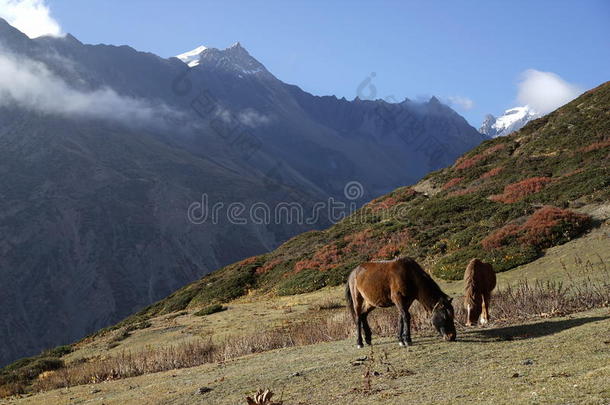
[1,82,608,399]
[129,81,609,320]
[9,308,610,405]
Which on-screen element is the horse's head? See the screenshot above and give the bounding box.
[431,296,456,341]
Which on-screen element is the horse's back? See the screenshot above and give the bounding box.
[352,257,419,306]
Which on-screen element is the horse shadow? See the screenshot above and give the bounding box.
[458,314,609,343]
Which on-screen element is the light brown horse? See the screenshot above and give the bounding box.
[345,257,456,348]
[463,258,496,326]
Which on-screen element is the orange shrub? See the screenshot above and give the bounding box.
[490,176,553,203]
[442,177,464,190]
[369,188,416,211]
[448,186,480,197]
[454,154,485,170]
[519,206,590,248]
[344,229,378,256]
[579,139,610,153]
[480,166,503,180]
[481,224,522,250]
[454,143,506,171]
[294,244,342,273]
[481,206,591,250]
[374,244,401,260]
[256,259,282,275]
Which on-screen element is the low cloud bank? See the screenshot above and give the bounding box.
[0,51,180,125]
[517,69,582,114]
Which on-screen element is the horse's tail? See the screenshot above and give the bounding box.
[345,272,357,323]
[463,258,478,308]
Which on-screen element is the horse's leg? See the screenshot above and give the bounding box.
[402,299,414,345]
[393,295,413,346]
[361,307,373,346]
[397,314,404,345]
[353,292,365,348]
[481,292,491,325]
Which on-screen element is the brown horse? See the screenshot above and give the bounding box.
[463,258,496,326]
[345,257,456,348]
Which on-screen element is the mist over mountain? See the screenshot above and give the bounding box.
[0,18,485,365]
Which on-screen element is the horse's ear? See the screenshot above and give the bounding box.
[448,297,453,303]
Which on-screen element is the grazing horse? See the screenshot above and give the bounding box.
[463,258,496,326]
[345,257,456,348]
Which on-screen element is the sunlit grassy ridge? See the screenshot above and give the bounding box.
[130,82,608,319]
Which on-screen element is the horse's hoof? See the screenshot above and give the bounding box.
[406,340,413,347]
[357,344,364,349]
[398,341,405,347]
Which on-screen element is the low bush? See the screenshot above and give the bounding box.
[490,177,554,203]
[194,304,227,316]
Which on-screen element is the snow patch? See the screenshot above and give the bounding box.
[176,45,207,67]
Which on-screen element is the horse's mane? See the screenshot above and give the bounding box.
[398,257,447,300]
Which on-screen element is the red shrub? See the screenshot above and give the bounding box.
[481,143,506,155]
[480,167,503,180]
[374,244,401,260]
[448,186,480,197]
[372,229,412,259]
[519,206,591,248]
[369,188,417,211]
[256,259,282,275]
[454,143,506,171]
[490,177,553,203]
[454,154,485,170]
[294,244,342,273]
[442,177,464,190]
[481,224,522,250]
[579,139,610,153]
[344,229,378,255]
[481,206,591,251]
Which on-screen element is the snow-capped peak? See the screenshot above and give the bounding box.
[176,45,207,67]
[480,105,540,138]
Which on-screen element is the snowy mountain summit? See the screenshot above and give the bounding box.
[175,43,267,76]
[479,105,540,138]
[176,45,207,67]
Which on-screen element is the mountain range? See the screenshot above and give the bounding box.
[0,19,486,366]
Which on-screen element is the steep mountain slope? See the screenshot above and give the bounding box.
[133,81,609,319]
[480,105,540,137]
[0,18,485,366]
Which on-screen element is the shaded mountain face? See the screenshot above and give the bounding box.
[0,19,484,365]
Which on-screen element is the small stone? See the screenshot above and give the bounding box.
[523,359,534,365]
[512,373,520,378]
[355,356,367,362]
[198,387,212,395]
[291,372,301,377]
[373,371,380,376]
[91,389,101,394]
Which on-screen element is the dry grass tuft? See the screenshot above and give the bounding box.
[7,257,608,397]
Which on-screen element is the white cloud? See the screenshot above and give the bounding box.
[517,69,582,114]
[446,96,474,111]
[0,0,62,38]
[0,51,179,125]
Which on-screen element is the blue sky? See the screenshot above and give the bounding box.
[4,1,610,126]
